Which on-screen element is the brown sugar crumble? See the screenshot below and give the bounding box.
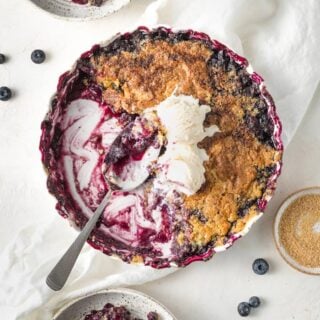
[279,194,320,268]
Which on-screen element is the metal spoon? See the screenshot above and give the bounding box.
[46,121,161,291]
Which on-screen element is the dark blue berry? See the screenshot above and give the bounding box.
[252,258,269,275]
[249,296,261,308]
[0,54,6,64]
[31,49,46,64]
[0,86,12,101]
[238,302,251,317]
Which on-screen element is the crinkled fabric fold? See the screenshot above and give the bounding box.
[0,219,173,320]
[140,0,320,146]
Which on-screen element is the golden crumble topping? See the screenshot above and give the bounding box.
[89,35,282,249]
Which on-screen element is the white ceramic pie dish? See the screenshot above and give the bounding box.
[40,26,283,268]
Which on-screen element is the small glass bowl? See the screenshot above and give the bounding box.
[273,187,320,275]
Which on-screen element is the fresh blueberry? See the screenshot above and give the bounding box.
[0,54,6,64]
[238,302,251,317]
[249,296,261,308]
[252,258,269,275]
[31,49,46,64]
[0,86,12,101]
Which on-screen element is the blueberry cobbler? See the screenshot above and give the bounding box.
[84,303,158,320]
[72,0,106,6]
[40,27,283,268]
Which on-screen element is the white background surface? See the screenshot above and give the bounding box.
[1,0,320,319]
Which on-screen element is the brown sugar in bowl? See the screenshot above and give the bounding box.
[274,187,320,275]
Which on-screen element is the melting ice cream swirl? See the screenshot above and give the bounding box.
[58,93,219,260]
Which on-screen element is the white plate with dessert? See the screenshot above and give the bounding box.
[53,288,177,320]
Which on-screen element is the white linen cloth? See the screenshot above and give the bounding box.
[1,0,320,319]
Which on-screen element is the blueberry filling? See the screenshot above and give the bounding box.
[244,110,275,148]
[209,49,232,72]
[147,312,159,320]
[50,126,63,158]
[189,209,208,223]
[84,302,158,320]
[237,198,258,218]
[72,0,105,6]
[172,31,191,42]
[207,50,276,147]
[102,34,142,56]
[105,120,157,169]
[238,71,260,98]
[151,28,170,41]
[256,165,276,184]
[103,114,160,188]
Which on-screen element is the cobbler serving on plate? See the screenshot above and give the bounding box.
[72,0,106,6]
[84,303,158,320]
[40,27,283,268]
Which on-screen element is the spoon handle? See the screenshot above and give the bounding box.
[46,190,112,291]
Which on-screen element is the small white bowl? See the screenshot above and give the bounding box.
[53,288,177,320]
[29,0,130,21]
[274,187,320,275]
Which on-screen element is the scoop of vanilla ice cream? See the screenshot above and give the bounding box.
[156,93,219,195]
[158,144,209,195]
[156,94,215,144]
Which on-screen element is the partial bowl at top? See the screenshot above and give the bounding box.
[40,26,283,268]
[29,0,130,20]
